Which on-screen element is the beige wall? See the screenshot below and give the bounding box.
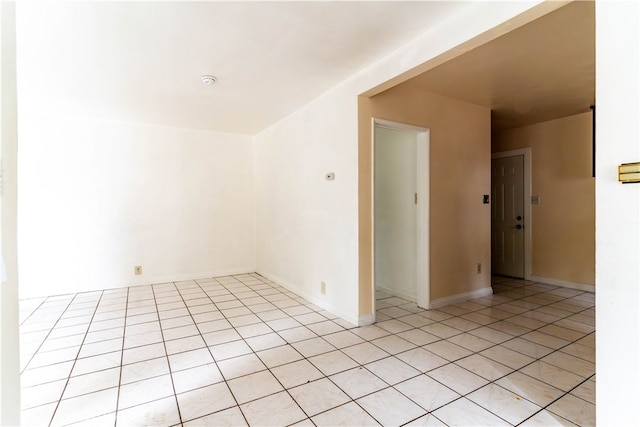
[359,83,492,313]
[492,112,595,285]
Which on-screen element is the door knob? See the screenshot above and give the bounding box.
[516,215,522,221]
[516,224,522,229]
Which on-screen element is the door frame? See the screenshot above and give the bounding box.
[491,148,532,280]
[372,118,430,312]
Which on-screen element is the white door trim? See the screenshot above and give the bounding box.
[372,118,430,311]
[491,148,532,280]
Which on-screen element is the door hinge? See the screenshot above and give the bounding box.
[414,193,418,205]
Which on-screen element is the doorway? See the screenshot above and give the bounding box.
[491,148,532,279]
[373,119,429,311]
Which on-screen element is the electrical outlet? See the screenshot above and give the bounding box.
[134,265,142,275]
[320,281,326,294]
[476,263,482,274]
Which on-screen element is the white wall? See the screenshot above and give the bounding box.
[595,1,640,424]
[254,1,548,324]
[254,90,360,322]
[374,126,417,301]
[1,1,21,424]
[18,112,255,298]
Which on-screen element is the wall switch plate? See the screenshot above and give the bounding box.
[320,281,326,294]
[531,195,540,205]
[134,265,142,275]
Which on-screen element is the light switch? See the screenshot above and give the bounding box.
[531,195,540,205]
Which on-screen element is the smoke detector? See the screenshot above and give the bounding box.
[201,75,217,86]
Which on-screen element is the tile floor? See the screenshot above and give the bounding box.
[18,274,595,426]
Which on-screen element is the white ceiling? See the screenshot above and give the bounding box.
[16,1,468,135]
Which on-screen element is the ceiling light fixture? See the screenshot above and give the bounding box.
[201,75,217,86]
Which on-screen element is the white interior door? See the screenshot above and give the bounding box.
[491,155,525,278]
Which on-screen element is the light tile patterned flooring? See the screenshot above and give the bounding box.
[19,274,595,426]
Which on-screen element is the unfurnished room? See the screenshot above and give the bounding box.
[1,1,639,426]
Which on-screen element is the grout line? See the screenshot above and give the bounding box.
[46,290,106,427]
[176,277,250,425]
[165,276,314,424]
[112,286,131,426]
[19,275,595,427]
[19,295,78,375]
[516,373,596,426]
[151,282,185,425]
[373,279,595,424]
[218,277,325,425]
[18,297,49,326]
[211,275,371,424]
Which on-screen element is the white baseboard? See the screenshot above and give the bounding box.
[125,268,256,287]
[429,286,493,310]
[375,283,417,303]
[256,270,361,326]
[19,267,257,299]
[529,275,595,293]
